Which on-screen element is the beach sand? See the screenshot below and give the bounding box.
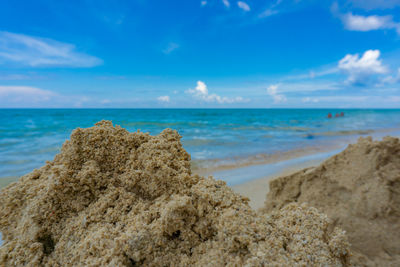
[0,121,353,266]
[231,158,325,210]
[1,121,399,266]
[262,136,400,266]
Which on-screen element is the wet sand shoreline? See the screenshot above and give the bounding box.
[231,157,326,210]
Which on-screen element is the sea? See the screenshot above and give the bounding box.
[1,109,400,184]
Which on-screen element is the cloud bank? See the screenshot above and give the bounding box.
[0,85,56,103]
[237,1,250,12]
[0,31,102,67]
[267,84,287,103]
[157,95,170,102]
[187,81,247,104]
[222,0,230,8]
[338,49,388,84]
[341,13,400,34]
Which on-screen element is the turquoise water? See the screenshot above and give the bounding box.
[1,109,400,179]
[213,148,345,186]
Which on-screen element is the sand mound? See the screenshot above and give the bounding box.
[264,136,400,266]
[0,121,353,266]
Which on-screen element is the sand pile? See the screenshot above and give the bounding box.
[0,121,353,266]
[264,136,400,266]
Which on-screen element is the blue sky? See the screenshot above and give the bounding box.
[0,0,399,108]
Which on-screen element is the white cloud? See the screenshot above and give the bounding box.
[222,0,230,8]
[282,68,338,81]
[302,97,319,103]
[298,95,400,107]
[187,81,248,104]
[194,80,208,94]
[0,85,56,102]
[0,31,102,67]
[74,96,90,108]
[393,68,400,82]
[380,68,400,84]
[339,50,387,73]
[259,9,279,17]
[157,95,170,102]
[100,99,111,104]
[162,42,180,55]
[338,49,388,84]
[267,84,287,103]
[258,0,282,18]
[237,1,250,11]
[341,13,400,34]
[276,82,339,92]
[201,1,207,6]
[388,95,400,102]
[306,95,369,103]
[267,84,278,94]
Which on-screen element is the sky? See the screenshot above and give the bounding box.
[0,0,400,108]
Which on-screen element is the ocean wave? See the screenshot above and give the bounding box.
[30,146,61,155]
[304,129,374,138]
[182,138,241,147]
[0,139,20,148]
[191,143,342,175]
[224,125,310,132]
[120,121,206,128]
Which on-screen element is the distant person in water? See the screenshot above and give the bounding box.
[328,112,344,118]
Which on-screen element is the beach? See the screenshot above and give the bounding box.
[1,110,400,265]
[1,108,400,207]
[200,131,400,210]
[0,120,356,266]
[0,121,341,249]
[231,157,326,210]
[1,119,400,266]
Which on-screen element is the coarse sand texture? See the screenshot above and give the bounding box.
[264,136,400,266]
[0,121,354,266]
